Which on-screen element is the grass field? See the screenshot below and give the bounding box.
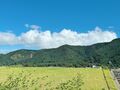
[0,67,117,90]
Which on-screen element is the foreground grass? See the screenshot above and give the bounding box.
[0,67,117,90]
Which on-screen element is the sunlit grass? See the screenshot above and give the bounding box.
[0,67,117,90]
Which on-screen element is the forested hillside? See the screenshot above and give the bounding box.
[0,38,120,67]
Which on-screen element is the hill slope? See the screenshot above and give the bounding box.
[0,38,120,67]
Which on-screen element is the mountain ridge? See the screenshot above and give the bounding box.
[0,38,120,67]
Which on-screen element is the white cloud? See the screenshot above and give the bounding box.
[25,24,40,30]
[25,24,29,28]
[0,25,117,49]
[0,32,19,45]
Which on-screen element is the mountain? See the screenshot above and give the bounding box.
[0,38,120,67]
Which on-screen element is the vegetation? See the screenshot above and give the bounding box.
[0,39,119,89]
[0,38,120,67]
[0,72,83,90]
[0,67,117,90]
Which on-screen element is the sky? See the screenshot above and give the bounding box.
[0,0,120,53]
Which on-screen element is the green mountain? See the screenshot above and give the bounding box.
[0,38,120,67]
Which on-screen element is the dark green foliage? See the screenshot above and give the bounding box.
[0,38,120,67]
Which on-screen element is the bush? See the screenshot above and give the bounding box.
[55,73,84,90]
[0,72,83,90]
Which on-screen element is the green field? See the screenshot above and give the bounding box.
[0,67,117,90]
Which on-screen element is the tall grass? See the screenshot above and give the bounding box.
[0,71,83,90]
[55,73,84,90]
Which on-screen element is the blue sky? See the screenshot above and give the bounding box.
[0,0,120,53]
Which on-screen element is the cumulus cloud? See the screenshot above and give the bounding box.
[0,25,117,49]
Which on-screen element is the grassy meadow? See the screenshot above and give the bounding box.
[0,67,117,90]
